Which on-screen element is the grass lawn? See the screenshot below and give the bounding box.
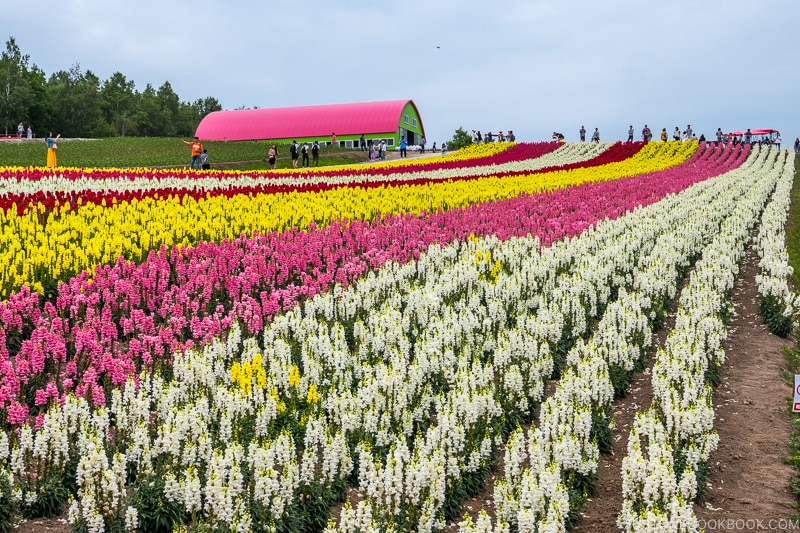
[0,137,371,170]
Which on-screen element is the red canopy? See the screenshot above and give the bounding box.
[727,128,778,136]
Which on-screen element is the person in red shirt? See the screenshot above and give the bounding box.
[182,136,204,169]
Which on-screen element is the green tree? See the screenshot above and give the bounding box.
[101,72,138,136]
[156,81,180,136]
[448,127,473,151]
[47,64,106,137]
[189,96,222,133]
[0,37,34,136]
[133,83,161,136]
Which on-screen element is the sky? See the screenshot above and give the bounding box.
[4,0,800,145]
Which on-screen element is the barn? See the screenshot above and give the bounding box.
[194,99,426,148]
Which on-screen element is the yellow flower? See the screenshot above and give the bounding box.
[306,383,319,404]
[289,364,300,387]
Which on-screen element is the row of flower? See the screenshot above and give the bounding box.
[0,142,556,197]
[0,141,696,301]
[0,140,534,184]
[0,142,746,431]
[0,143,756,532]
[617,146,792,532]
[457,144,784,533]
[753,156,798,337]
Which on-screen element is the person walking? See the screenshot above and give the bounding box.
[17,122,24,138]
[359,134,366,151]
[794,138,800,154]
[379,140,386,161]
[331,132,337,146]
[420,136,426,153]
[290,140,299,168]
[580,125,586,142]
[301,142,310,167]
[311,140,320,166]
[628,125,634,143]
[45,132,60,168]
[181,136,204,169]
[716,128,724,146]
[774,131,782,151]
[591,128,600,143]
[199,149,210,170]
[26,125,32,139]
[268,144,278,169]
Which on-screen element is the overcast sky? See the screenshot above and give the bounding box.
[4,0,800,144]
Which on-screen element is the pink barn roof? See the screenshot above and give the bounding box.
[195,99,424,141]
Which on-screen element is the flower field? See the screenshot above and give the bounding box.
[0,140,795,533]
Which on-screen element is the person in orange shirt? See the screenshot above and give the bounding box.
[182,136,204,169]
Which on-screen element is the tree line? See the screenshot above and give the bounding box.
[0,36,222,138]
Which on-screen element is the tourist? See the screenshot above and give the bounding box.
[591,128,600,143]
[199,149,210,170]
[290,140,299,168]
[181,136,204,169]
[660,128,667,142]
[45,131,60,168]
[399,137,407,158]
[312,140,320,166]
[301,142,310,167]
[580,125,586,142]
[268,144,278,169]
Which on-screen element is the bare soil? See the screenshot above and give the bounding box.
[571,244,796,532]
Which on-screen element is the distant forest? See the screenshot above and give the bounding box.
[0,36,222,138]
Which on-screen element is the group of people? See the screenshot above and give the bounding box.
[287,140,321,168]
[368,139,387,161]
[17,122,33,139]
[181,137,210,170]
[578,126,602,142]
[471,130,516,143]
[716,128,784,150]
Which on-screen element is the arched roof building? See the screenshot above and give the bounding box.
[195,99,426,147]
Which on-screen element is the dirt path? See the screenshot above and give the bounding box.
[571,244,796,532]
[693,245,796,530]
